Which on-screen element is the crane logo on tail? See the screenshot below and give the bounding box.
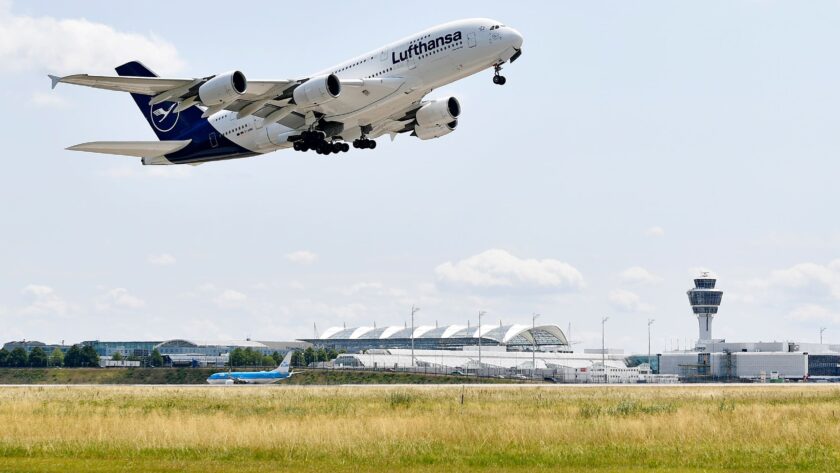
[149,102,180,133]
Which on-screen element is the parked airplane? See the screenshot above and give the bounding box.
[48,18,523,165]
[206,350,294,385]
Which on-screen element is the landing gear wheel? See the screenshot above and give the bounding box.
[353,138,376,149]
[493,64,506,85]
[341,143,350,152]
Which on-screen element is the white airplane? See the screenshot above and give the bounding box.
[49,18,523,165]
[206,350,294,385]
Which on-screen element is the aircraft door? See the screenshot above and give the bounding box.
[209,132,218,148]
[407,52,417,70]
[467,32,476,48]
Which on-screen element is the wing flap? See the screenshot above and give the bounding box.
[66,140,191,158]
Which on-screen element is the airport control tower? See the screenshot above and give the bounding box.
[687,272,723,342]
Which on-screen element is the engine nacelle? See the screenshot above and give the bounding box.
[415,97,461,128]
[293,74,341,109]
[198,71,247,106]
[413,120,457,141]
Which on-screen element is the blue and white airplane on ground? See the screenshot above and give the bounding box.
[207,350,295,385]
[48,18,523,165]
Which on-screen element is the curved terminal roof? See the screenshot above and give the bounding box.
[154,339,268,349]
[316,324,568,346]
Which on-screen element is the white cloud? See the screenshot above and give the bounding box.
[23,284,54,297]
[645,226,665,237]
[749,260,840,300]
[620,266,662,285]
[147,253,176,266]
[608,289,654,313]
[285,250,318,265]
[288,281,306,291]
[435,249,584,293]
[787,304,840,324]
[214,289,248,309]
[95,288,145,311]
[31,91,69,108]
[0,2,184,75]
[340,281,407,298]
[21,284,71,316]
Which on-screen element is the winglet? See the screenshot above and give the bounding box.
[48,75,62,90]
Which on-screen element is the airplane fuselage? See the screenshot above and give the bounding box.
[206,370,290,385]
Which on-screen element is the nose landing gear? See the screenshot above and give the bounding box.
[492,64,507,85]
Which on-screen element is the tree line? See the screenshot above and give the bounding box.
[291,347,341,367]
[0,345,341,368]
[0,344,100,368]
[227,347,341,367]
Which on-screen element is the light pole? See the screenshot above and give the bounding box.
[532,313,540,378]
[410,305,420,367]
[647,319,655,372]
[478,310,486,373]
[601,316,610,383]
[820,327,826,345]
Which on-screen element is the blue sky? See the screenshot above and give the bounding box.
[1,1,839,352]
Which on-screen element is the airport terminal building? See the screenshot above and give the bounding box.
[301,323,571,353]
[82,339,308,366]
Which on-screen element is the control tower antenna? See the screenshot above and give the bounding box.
[687,271,723,343]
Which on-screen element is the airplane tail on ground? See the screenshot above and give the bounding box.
[115,61,205,141]
[271,351,295,375]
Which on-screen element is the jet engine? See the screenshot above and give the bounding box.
[198,71,247,106]
[415,97,461,128]
[413,120,457,140]
[293,74,341,109]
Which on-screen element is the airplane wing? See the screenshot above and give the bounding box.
[50,62,414,130]
[50,71,299,121]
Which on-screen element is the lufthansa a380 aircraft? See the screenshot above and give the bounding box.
[49,18,523,165]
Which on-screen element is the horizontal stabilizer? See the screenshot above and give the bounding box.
[66,140,191,158]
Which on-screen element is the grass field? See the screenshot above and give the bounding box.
[0,385,838,472]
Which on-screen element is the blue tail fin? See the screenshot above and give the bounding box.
[115,61,205,140]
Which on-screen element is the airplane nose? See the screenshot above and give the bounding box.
[507,27,524,49]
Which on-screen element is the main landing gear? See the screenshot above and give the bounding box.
[292,130,350,155]
[291,130,378,155]
[352,138,377,149]
[492,63,507,85]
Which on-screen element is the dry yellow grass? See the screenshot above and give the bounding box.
[0,385,838,472]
